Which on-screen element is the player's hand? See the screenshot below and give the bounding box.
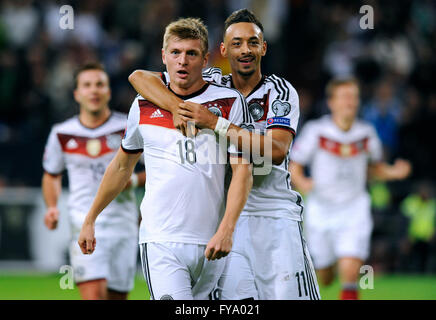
[392,159,412,180]
[44,207,59,230]
[178,102,218,131]
[78,221,96,255]
[204,228,233,261]
[172,112,189,136]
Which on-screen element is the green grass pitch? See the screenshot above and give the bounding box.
[0,272,435,300]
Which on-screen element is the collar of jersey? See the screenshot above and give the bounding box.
[78,111,112,130]
[168,82,210,100]
[229,74,266,98]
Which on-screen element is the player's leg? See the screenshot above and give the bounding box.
[316,265,336,286]
[69,239,111,300]
[191,247,227,300]
[337,257,363,300]
[254,217,320,300]
[139,242,194,300]
[334,194,373,300]
[77,279,108,300]
[216,216,259,300]
[106,237,138,300]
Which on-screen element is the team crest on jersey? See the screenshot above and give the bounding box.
[66,138,78,150]
[272,100,291,117]
[248,102,264,121]
[106,134,122,150]
[208,106,222,117]
[86,139,102,157]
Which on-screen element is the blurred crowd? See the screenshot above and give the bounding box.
[0,0,435,273]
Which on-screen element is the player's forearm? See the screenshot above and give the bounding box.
[226,124,288,165]
[42,173,61,208]
[128,70,182,113]
[84,151,139,224]
[218,163,253,233]
[289,163,313,194]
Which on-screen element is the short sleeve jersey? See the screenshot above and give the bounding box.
[122,81,251,245]
[43,112,139,239]
[202,68,304,221]
[291,115,383,205]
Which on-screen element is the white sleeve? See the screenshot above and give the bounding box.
[121,98,144,153]
[227,92,254,156]
[265,76,300,136]
[367,125,383,163]
[42,126,65,175]
[290,121,318,165]
[202,67,223,84]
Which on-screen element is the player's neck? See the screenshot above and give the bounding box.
[332,115,355,132]
[79,107,111,129]
[231,70,263,97]
[170,79,207,97]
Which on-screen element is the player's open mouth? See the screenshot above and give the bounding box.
[177,70,189,79]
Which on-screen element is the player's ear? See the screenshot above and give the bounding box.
[73,89,80,104]
[262,40,267,57]
[220,42,227,58]
[203,52,209,68]
[162,48,167,65]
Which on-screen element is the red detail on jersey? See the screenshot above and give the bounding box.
[247,90,270,122]
[319,136,369,157]
[57,130,124,158]
[201,97,236,120]
[138,100,175,129]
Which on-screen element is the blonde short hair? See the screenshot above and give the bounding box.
[325,78,359,99]
[163,18,208,56]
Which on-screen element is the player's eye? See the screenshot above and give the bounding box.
[187,51,198,56]
[232,42,240,46]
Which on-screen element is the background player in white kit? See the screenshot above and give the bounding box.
[78,18,253,300]
[290,78,411,299]
[42,62,145,300]
[128,9,320,300]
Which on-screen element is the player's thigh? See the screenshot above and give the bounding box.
[139,242,193,300]
[107,237,138,293]
[256,218,320,300]
[218,250,258,300]
[69,239,110,284]
[192,256,226,300]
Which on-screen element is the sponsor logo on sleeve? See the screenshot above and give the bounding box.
[266,117,290,126]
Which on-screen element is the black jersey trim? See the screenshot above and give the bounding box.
[121,145,143,154]
[168,82,210,100]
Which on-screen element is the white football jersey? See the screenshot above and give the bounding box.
[201,68,304,221]
[43,112,139,239]
[291,115,383,205]
[122,81,251,245]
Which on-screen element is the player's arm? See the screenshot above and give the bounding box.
[78,148,142,254]
[205,158,253,261]
[178,102,293,165]
[128,70,189,134]
[289,162,313,195]
[368,159,412,181]
[42,172,62,230]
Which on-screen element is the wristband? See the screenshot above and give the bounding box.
[130,173,139,188]
[214,117,231,137]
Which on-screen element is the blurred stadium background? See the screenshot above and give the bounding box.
[0,0,435,299]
